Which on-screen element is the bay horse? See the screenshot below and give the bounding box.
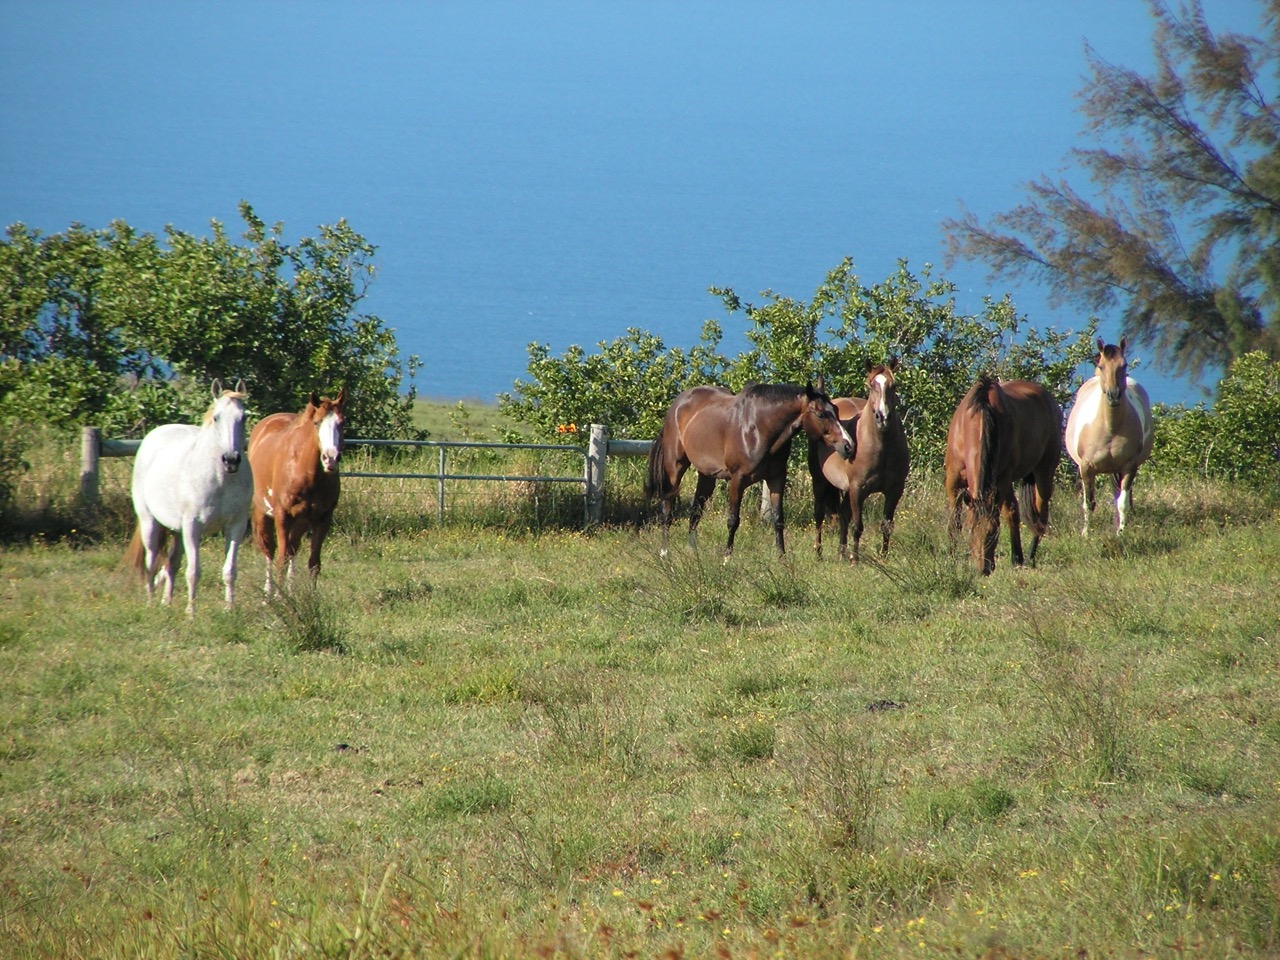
[248,388,347,596]
[1064,338,1154,535]
[944,376,1062,575]
[808,358,910,562]
[125,379,254,616]
[645,382,853,558]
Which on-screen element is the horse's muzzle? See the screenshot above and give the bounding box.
[222,452,242,473]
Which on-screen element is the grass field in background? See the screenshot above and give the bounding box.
[1,413,1279,959]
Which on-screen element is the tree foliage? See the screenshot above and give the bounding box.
[500,259,1098,469]
[1151,351,1280,481]
[943,0,1280,382]
[0,202,419,439]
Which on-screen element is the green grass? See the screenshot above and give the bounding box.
[2,462,1279,958]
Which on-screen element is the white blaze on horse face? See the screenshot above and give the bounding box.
[214,396,246,472]
[318,410,343,472]
[871,373,890,426]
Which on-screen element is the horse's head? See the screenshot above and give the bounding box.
[209,379,248,473]
[308,386,347,472]
[864,356,900,430]
[1095,337,1129,407]
[805,383,854,459]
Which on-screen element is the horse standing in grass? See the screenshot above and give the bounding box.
[944,376,1062,575]
[809,358,910,562]
[1065,338,1154,536]
[248,388,347,597]
[125,379,253,616]
[645,382,853,558]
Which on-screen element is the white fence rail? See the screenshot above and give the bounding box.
[79,424,652,525]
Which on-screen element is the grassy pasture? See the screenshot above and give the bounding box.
[2,414,1279,959]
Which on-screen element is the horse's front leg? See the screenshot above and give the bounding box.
[848,486,866,564]
[1115,470,1134,533]
[222,516,249,611]
[881,483,903,557]
[1080,468,1097,538]
[1002,486,1025,568]
[180,520,204,617]
[306,513,333,582]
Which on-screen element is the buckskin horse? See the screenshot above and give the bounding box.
[1064,338,1154,535]
[248,388,347,596]
[944,376,1062,575]
[809,358,910,562]
[125,379,254,617]
[645,382,853,558]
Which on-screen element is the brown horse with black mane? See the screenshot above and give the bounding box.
[809,358,910,562]
[944,376,1062,575]
[248,388,347,596]
[646,382,853,558]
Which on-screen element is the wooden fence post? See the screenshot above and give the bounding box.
[586,424,608,525]
[80,426,101,505]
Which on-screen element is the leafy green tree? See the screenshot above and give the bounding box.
[0,203,419,439]
[498,325,728,440]
[1151,351,1280,481]
[943,0,1280,382]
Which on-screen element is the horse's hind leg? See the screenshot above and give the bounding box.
[688,473,716,553]
[1022,471,1054,566]
[160,533,183,607]
[1002,484,1026,568]
[765,475,787,557]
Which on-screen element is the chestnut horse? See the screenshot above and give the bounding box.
[248,388,347,596]
[1064,338,1154,535]
[944,377,1062,575]
[125,380,253,617]
[645,383,853,558]
[809,359,910,562]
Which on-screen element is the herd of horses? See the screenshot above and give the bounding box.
[122,339,1154,616]
[124,382,348,616]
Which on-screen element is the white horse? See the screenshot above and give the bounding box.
[1065,338,1155,535]
[126,380,254,616]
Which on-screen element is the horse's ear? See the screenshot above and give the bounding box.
[335,386,348,405]
[235,379,246,396]
[1119,336,1127,353]
[865,358,875,373]
[813,375,825,394]
[211,379,223,398]
[1097,337,1106,353]
[308,391,321,408]
[888,355,900,372]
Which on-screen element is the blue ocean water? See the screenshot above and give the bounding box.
[1,1,1247,407]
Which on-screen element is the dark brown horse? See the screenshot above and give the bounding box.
[944,377,1062,575]
[809,359,910,562]
[248,388,347,596]
[645,383,853,558]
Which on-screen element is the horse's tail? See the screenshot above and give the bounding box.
[644,422,669,501]
[1018,476,1041,529]
[122,526,168,579]
[970,377,1000,516]
[122,527,146,579]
